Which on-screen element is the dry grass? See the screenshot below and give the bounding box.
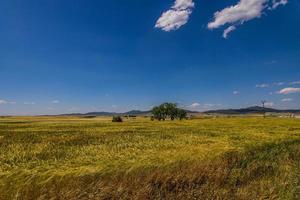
[0,116,299,199]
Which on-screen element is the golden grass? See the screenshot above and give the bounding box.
[0,116,299,199]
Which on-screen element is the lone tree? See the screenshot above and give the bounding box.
[177,109,187,120]
[151,103,187,121]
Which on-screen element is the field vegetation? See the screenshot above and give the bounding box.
[0,116,299,199]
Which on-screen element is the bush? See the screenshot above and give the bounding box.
[112,116,123,122]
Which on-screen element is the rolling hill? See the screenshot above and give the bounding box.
[204,106,300,115]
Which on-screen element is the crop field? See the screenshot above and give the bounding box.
[0,116,300,200]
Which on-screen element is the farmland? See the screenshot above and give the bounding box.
[0,116,299,199]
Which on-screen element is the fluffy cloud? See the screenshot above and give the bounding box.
[208,0,268,29]
[172,0,195,10]
[208,0,288,38]
[188,102,200,108]
[155,0,288,37]
[278,87,300,94]
[52,100,60,104]
[155,0,195,31]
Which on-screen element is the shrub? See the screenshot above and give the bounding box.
[112,116,123,122]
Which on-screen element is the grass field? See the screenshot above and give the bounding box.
[0,116,299,199]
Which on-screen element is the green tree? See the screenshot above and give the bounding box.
[152,106,165,121]
[151,103,187,121]
[162,103,177,120]
[177,109,187,120]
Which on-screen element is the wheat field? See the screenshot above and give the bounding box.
[0,116,299,199]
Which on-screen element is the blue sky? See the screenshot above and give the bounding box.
[0,0,300,115]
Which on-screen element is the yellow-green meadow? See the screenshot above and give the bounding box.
[0,116,299,199]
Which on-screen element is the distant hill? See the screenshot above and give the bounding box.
[204,106,300,115]
[60,110,151,116]
[60,109,199,117]
[58,106,300,117]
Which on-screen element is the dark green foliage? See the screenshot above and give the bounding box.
[177,109,187,120]
[151,103,187,121]
[112,116,123,122]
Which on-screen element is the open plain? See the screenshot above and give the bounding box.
[0,116,299,199]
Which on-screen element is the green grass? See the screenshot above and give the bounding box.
[0,116,299,199]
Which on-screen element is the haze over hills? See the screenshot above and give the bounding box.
[60,110,151,116]
[60,109,199,116]
[59,106,300,116]
[204,106,300,115]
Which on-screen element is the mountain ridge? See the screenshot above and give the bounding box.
[58,106,300,116]
[204,106,300,115]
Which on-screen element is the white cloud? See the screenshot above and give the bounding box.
[0,99,16,105]
[223,26,236,38]
[256,83,269,88]
[155,0,195,31]
[278,87,300,94]
[271,0,288,10]
[208,0,288,38]
[52,100,60,104]
[173,0,195,10]
[208,0,268,29]
[0,100,8,105]
[233,91,240,95]
[265,101,274,107]
[281,98,292,102]
[188,102,200,108]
